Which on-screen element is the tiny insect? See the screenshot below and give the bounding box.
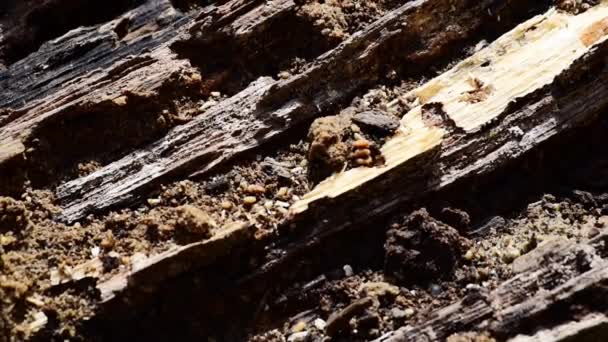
[351,139,374,167]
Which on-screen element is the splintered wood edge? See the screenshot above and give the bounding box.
[291,2,608,215]
[97,221,252,302]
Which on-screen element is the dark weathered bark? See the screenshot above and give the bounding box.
[0,0,303,193]
[0,0,197,196]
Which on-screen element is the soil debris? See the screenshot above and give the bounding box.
[384,209,472,284]
[459,76,494,104]
[438,207,471,234]
[296,0,398,42]
[0,197,29,233]
[174,205,216,238]
[358,281,399,300]
[307,110,393,182]
[307,115,352,179]
[447,331,497,342]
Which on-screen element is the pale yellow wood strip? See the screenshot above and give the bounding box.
[416,3,608,132]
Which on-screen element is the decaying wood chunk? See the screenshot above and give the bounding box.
[292,3,608,214]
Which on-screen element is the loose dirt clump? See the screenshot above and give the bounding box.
[384,209,472,284]
[0,197,29,233]
[307,115,352,179]
[76,160,102,177]
[173,205,215,241]
[447,331,497,342]
[306,105,402,182]
[296,0,399,42]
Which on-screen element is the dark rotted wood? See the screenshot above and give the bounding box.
[239,18,608,294]
[0,0,195,184]
[0,0,189,122]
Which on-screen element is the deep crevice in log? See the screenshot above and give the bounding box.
[24,94,179,188]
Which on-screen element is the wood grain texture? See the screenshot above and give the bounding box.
[0,0,196,179]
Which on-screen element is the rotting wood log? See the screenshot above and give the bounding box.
[373,233,608,341]
[54,0,520,222]
[93,1,608,312]
[291,3,608,214]
[5,1,608,340]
